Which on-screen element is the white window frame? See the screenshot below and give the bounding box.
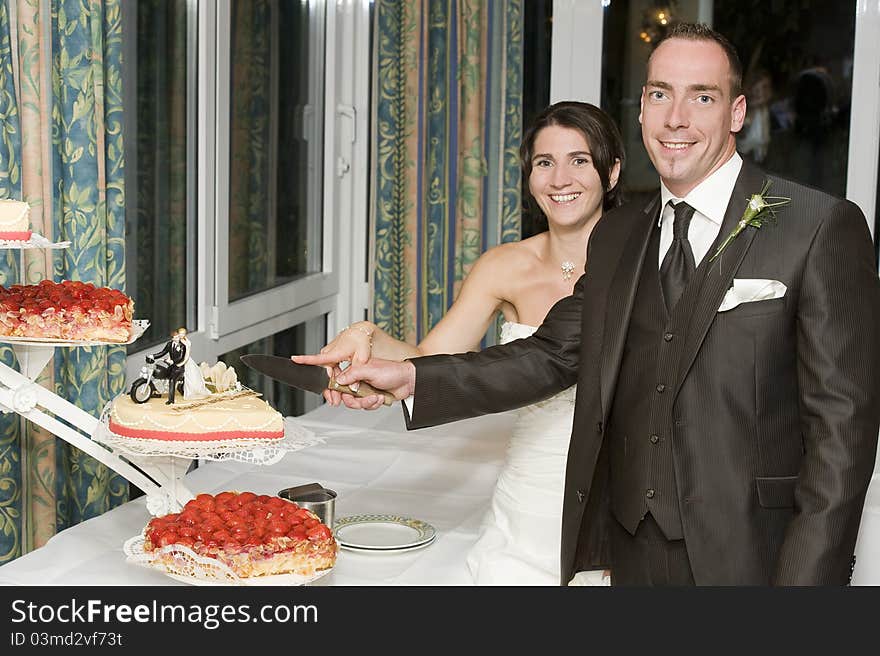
[550,0,603,105]
[212,0,334,345]
[127,0,372,386]
[551,0,880,237]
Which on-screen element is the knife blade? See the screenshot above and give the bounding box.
[240,354,395,406]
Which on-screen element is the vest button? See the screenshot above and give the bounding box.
[656,383,666,393]
[663,332,674,342]
[649,434,660,444]
[646,488,655,499]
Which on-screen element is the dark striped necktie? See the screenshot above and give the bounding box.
[659,201,696,311]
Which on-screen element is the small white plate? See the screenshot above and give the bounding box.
[333,514,436,552]
[337,535,436,555]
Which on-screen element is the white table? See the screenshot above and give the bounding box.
[1,402,878,585]
[0,404,515,586]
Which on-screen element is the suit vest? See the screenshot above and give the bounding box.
[607,222,710,539]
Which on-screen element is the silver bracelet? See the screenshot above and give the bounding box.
[341,324,373,348]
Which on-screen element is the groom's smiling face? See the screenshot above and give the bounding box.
[639,38,746,197]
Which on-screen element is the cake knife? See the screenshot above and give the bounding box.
[240,354,395,406]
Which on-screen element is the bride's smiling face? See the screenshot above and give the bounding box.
[528,125,611,230]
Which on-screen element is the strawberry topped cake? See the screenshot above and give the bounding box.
[0,199,31,241]
[0,279,133,342]
[144,492,338,578]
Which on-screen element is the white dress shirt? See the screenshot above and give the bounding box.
[658,152,743,268]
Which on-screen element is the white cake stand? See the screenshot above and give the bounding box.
[0,339,323,517]
[0,323,197,514]
[0,234,191,515]
[1,237,322,516]
[92,394,323,515]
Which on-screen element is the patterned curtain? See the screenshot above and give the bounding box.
[373,0,523,343]
[0,0,126,564]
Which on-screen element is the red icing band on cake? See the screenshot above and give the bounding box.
[108,420,284,441]
[0,231,32,240]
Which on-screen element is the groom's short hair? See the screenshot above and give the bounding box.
[650,22,743,99]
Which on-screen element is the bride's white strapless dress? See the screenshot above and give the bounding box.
[465,321,577,585]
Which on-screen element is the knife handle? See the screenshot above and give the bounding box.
[328,378,395,406]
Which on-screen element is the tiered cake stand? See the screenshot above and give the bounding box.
[94,392,322,516]
[0,235,322,517]
[0,320,182,504]
[0,234,181,506]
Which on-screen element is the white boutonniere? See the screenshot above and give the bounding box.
[709,180,791,263]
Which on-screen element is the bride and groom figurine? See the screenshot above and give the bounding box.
[134,327,209,404]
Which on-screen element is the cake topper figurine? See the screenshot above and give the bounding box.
[129,327,209,405]
[149,328,188,404]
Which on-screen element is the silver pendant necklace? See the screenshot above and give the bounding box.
[561,261,575,281]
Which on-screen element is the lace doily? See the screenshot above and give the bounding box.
[0,233,71,249]
[95,410,324,466]
[123,535,331,586]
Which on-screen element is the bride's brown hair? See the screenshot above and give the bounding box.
[520,102,625,231]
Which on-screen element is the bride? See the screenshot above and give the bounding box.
[300,102,624,585]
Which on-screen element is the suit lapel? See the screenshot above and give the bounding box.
[600,194,661,420]
[672,161,768,398]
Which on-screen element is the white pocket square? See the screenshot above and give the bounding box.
[718,279,786,312]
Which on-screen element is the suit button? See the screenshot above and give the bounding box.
[646,488,655,499]
[577,490,586,503]
[649,434,660,444]
[656,383,666,393]
[596,421,603,435]
[663,332,674,342]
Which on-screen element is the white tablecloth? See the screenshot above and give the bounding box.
[1,403,878,585]
[0,404,515,586]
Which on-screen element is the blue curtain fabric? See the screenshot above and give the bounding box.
[0,0,127,563]
[372,0,523,344]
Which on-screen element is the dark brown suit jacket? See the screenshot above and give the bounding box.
[406,160,880,585]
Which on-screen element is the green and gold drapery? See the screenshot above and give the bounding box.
[0,0,127,563]
[373,0,523,343]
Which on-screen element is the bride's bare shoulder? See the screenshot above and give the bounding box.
[475,235,544,276]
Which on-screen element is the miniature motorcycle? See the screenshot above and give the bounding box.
[128,355,182,404]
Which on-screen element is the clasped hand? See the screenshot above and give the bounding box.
[292,347,415,411]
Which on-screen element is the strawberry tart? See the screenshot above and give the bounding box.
[144,491,337,578]
[0,279,133,342]
[0,199,31,241]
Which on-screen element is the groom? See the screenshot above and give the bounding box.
[309,24,880,585]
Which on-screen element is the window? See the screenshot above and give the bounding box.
[123,0,371,418]
[520,0,552,240]
[227,0,324,302]
[600,1,859,200]
[219,317,327,417]
[124,0,193,351]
